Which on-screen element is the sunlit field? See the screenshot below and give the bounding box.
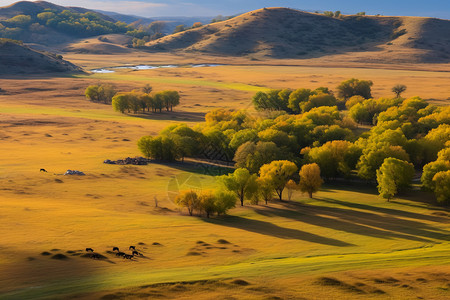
[0,54,449,299]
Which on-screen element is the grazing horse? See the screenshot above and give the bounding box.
[129,246,136,250]
[112,247,119,252]
[132,250,139,256]
[40,168,47,172]
[85,248,94,252]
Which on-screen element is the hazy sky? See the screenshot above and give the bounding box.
[1,0,449,19]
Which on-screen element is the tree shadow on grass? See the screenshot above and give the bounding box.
[317,198,449,223]
[203,216,353,247]
[130,110,205,122]
[252,200,450,244]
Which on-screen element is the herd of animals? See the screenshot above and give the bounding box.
[85,246,142,260]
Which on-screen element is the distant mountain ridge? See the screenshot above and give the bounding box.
[145,7,450,63]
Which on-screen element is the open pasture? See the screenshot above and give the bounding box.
[0,54,449,299]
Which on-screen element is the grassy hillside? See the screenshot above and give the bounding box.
[0,38,83,74]
[0,1,127,45]
[146,7,450,63]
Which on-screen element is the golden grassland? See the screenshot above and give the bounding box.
[0,54,449,299]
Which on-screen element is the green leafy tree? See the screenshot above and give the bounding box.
[213,190,237,215]
[376,158,415,201]
[345,95,366,109]
[159,90,180,111]
[220,168,258,206]
[137,135,179,161]
[336,78,373,100]
[421,148,450,191]
[199,191,216,218]
[304,140,360,179]
[137,136,153,159]
[229,129,258,150]
[432,171,450,204]
[234,141,284,174]
[302,93,337,112]
[259,160,298,201]
[255,177,275,205]
[298,163,323,198]
[288,88,311,113]
[421,160,450,191]
[357,143,410,180]
[112,94,129,113]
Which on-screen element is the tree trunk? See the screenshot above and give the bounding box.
[240,195,244,206]
[308,192,313,198]
[277,189,282,201]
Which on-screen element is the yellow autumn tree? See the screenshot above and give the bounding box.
[298,163,323,198]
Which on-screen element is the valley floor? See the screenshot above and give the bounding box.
[0,54,449,299]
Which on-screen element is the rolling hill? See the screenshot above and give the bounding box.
[0,1,115,21]
[0,1,126,46]
[146,7,450,63]
[0,38,83,74]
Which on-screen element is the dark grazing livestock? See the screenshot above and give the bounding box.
[40,168,47,172]
[129,246,136,250]
[132,250,139,256]
[123,254,133,259]
[116,252,125,257]
[113,247,119,252]
[86,248,94,252]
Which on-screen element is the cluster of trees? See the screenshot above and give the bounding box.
[421,148,450,204]
[85,84,117,104]
[112,86,180,114]
[0,9,172,44]
[84,84,180,114]
[252,78,376,114]
[175,189,236,217]
[218,162,323,207]
[173,22,203,34]
[127,21,167,47]
[323,11,342,18]
[137,78,449,204]
[0,10,129,39]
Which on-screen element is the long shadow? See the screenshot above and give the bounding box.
[150,159,233,176]
[131,111,205,122]
[253,201,450,243]
[318,198,449,223]
[203,216,353,247]
[254,207,434,243]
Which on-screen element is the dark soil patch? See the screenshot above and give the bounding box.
[231,279,250,286]
[316,277,365,294]
[51,253,69,260]
[41,251,51,256]
[217,239,231,244]
[186,251,202,256]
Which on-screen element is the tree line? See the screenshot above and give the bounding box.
[85,84,180,114]
[138,78,450,205]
